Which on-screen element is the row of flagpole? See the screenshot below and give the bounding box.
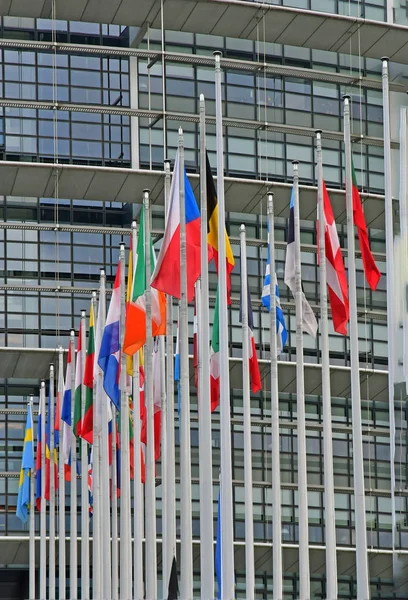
[16,58,392,600]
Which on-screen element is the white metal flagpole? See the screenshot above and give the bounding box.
[119,242,133,600]
[58,348,66,600]
[267,193,283,600]
[292,161,310,600]
[111,403,119,600]
[49,364,56,600]
[80,309,90,600]
[29,395,36,600]
[131,221,144,600]
[97,268,112,600]
[161,161,170,592]
[69,330,78,600]
[39,380,47,600]
[214,50,235,599]
[240,224,255,600]
[164,158,177,591]
[381,56,397,569]
[198,92,215,600]
[343,95,370,600]
[316,131,338,600]
[178,127,194,600]
[91,291,102,600]
[144,188,158,600]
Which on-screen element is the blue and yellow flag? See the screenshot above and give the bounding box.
[16,404,34,523]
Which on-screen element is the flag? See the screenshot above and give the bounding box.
[284,187,318,338]
[215,490,221,600]
[73,322,84,437]
[175,314,180,415]
[210,289,220,413]
[318,181,349,335]
[55,369,61,449]
[167,556,179,600]
[81,303,96,443]
[193,295,198,389]
[261,224,288,353]
[351,159,381,291]
[151,150,201,302]
[88,448,93,515]
[35,395,43,510]
[16,404,34,523]
[98,261,121,410]
[61,342,73,481]
[123,208,166,356]
[240,282,262,394]
[126,239,135,377]
[45,388,58,501]
[205,152,235,302]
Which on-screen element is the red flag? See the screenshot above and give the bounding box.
[318,182,349,336]
[351,161,381,291]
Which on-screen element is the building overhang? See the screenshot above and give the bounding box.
[2,1,408,64]
[0,162,388,228]
[0,347,388,401]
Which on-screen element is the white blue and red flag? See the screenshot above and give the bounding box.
[151,150,201,302]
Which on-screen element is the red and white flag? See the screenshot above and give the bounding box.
[319,182,349,335]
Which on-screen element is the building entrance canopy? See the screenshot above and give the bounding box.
[2,1,408,64]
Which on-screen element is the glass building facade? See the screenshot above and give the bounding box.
[0,1,407,598]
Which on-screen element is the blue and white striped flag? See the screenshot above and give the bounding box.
[262,225,288,353]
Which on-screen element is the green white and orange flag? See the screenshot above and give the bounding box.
[81,302,95,444]
[123,205,166,356]
[73,321,83,438]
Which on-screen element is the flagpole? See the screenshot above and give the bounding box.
[198,92,215,600]
[69,330,78,600]
[29,395,35,600]
[131,221,144,600]
[39,380,47,600]
[164,157,177,590]
[111,404,119,600]
[240,224,255,600]
[292,161,310,600]
[381,57,397,564]
[178,127,194,600]
[49,363,56,600]
[80,309,90,600]
[58,348,66,600]
[162,159,170,592]
[91,291,102,600]
[214,50,235,599]
[343,95,370,600]
[144,188,158,600]
[98,268,112,600]
[160,198,169,597]
[316,131,338,600]
[118,242,132,600]
[267,193,283,600]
